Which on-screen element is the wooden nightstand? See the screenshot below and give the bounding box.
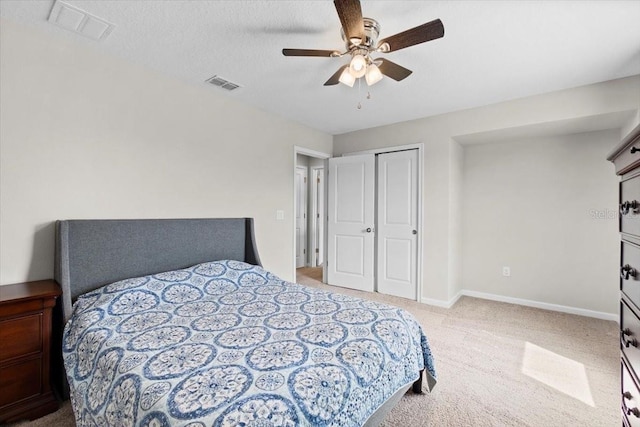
[0,280,61,423]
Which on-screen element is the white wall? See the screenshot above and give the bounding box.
[334,74,640,310]
[0,19,332,285]
[622,110,640,139]
[462,130,620,314]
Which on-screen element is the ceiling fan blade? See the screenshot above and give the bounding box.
[324,65,349,86]
[334,0,365,43]
[378,19,444,52]
[282,49,337,57]
[377,59,413,81]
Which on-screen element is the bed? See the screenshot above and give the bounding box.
[55,218,436,426]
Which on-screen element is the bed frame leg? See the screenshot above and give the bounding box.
[412,369,424,394]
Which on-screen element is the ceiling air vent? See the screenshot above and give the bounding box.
[205,75,242,92]
[48,0,114,41]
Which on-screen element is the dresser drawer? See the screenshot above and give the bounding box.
[621,301,640,370]
[623,358,640,426]
[0,356,42,407]
[621,175,640,237]
[622,242,640,311]
[0,313,42,362]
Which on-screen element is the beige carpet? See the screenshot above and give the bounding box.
[12,268,618,427]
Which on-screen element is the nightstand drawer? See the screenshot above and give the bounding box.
[0,356,42,407]
[0,280,60,423]
[0,313,42,362]
[0,299,44,318]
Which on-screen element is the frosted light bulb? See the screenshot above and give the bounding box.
[349,54,367,78]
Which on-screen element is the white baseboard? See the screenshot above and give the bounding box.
[421,292,462,309]
[420,289,617,321]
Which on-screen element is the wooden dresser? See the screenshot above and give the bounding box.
[0,280,61,423]
[608,123,640,427]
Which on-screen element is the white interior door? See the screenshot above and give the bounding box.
[377,150,418,299]
[315,168,324,266]
[327,154,375,291]
[295,167,307,268]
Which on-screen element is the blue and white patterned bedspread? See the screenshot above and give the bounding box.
[63,260,436,427]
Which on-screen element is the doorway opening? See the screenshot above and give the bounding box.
[296,266,323,287]
[294,147,330,284]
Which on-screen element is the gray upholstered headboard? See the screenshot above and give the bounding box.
[54,218,261,322]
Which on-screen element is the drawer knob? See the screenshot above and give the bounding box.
[628,407,640,418]
[620,201,639,215]
[625,391,634,400]
[622,265,637,280]
[631,147,640,154]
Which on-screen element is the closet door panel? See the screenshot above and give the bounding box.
[327,154,375,292]
[377,150,418,300]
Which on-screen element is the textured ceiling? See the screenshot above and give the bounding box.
[1,0,639,135]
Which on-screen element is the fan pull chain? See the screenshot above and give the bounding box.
[355,85,373,110]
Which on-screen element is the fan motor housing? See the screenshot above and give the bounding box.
[341,17,380,51]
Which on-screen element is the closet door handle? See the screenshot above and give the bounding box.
[412,230,417,235]
[631,147,640,154]
[628,407,640,418]
[365,228,372,233]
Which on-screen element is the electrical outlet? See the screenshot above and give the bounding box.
[502,266,511,277]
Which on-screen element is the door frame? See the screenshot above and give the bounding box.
[293,146,331,282]
[341,143,424,303]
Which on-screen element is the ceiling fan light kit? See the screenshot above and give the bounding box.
[282,0,444,103]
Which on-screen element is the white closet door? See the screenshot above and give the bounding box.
[327,154,375,292]
[377,150,418,299]
[295,167,307,268]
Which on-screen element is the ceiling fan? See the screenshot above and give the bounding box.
[282,0,444,87]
